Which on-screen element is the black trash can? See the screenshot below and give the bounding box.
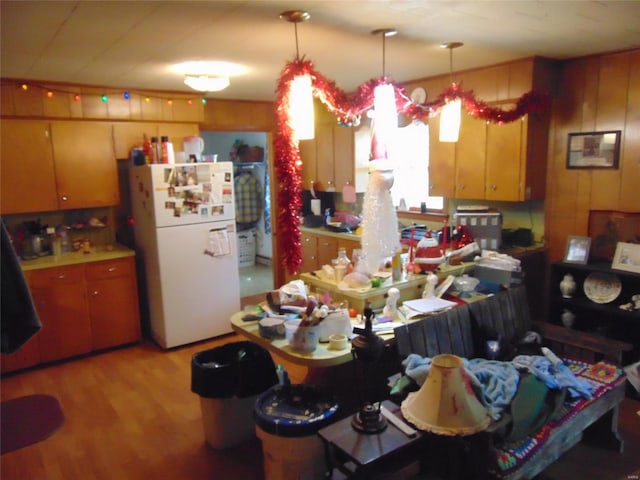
[191,341,278,449]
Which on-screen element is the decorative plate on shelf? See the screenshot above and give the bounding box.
[583,272,622,304]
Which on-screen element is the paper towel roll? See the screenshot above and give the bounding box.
[311,199,321,216]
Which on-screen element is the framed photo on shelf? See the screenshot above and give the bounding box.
[612,242,640,274]
[588,210,640,261]
[566,130,621,169]
[564,236,591,264]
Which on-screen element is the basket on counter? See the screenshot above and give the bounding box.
[237,230,256,267]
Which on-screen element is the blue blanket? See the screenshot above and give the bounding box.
[402,354,519,420]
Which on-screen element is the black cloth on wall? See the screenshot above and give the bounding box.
[1,218,41,354]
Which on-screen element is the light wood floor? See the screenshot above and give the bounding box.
[2,298,639,479]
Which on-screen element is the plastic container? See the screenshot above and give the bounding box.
[254,384,339,480]
[284,319,320,352]
[191,342,278,449]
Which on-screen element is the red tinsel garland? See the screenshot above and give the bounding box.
[274,58,550,274]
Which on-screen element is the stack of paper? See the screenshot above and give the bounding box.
[402,297,457,318]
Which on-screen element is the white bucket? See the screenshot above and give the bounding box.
[255,426,326,480]
[199,394,259,449]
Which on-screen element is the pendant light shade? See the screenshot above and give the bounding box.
[439,98,461,142]
[439,42,463,143]
[401,354,490,436]
[289,74,315,140]
[281,10,315,140]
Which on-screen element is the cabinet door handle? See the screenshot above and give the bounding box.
[459,184,465,190]
[55,274,66,280]
[61,195,69,201]
[92,290,99,296]
[491,185,497,191]
[107,267,116,272]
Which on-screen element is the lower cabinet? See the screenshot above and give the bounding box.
[86,258,141,351]
[30,264,93,363]
[299,230,360,275]
[1,257,141,374]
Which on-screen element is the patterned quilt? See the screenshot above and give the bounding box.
[491,359,626,479]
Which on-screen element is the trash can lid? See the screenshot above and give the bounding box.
[254,384,339,437]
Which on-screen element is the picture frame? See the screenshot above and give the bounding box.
[564,235,591,264]
[566,130,621,169]
[612,242,640,274]
[588,210,640,261]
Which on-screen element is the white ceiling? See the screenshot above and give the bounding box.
[2,1,640,102]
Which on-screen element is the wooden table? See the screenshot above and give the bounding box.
[318,400,426,479]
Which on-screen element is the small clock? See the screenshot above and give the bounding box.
[410,87,426,104]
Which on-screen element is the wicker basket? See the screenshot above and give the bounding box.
[237,231,256,267]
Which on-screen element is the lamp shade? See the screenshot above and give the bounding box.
[401,354,490,436]
[439,98,461,142]
[289,74,315,140]
[184,75,230,92]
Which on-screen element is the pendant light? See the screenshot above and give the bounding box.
[281,10,314,140]
[370,28,398,169]
[439,42,463,142]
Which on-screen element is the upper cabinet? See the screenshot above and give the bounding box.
[50,121,119,210]
[421,57,557,202]
[112,122,200,159]
[300,102,356,193]
[1,119,58,214]
[1,120,119,214]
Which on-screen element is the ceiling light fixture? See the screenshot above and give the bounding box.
[370,28,398,169]
[183,74,230,92]
[281,10,314,140]
[439,42,463,142]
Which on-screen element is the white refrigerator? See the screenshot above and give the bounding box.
[129,162,240,348]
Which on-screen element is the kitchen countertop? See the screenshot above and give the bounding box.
[299,225,361,242]
[20,244,136,271]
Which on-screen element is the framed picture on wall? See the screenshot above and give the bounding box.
[566,130,621,169]
[564,236,591,264]
[612,242,640,274]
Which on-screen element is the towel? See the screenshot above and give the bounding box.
[1,219,41,354]
[512,349,593,400]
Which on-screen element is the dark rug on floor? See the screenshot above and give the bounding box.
[1,394,65,454]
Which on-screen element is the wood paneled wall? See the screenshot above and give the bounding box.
[545,49,640,262]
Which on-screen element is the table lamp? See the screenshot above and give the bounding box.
[351,304,387,433]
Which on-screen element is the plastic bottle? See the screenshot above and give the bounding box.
[150,136,159,164]
[334,248,351,282]
[142,134,153,164]
[160,136,175,164]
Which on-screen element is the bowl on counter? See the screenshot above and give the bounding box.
[453,274,480,297]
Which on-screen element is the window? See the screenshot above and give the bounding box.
[390,121,443,210]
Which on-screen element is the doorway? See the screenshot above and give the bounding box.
[200,131,274,300]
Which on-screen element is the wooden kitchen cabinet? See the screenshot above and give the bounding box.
[299,102,355,192]
[112,122,199,160]
[1,256,141,374]
[85,257,141,350]
[0,119,58,215]
[428,116,456,198]
[300,232,319,274]
[112,122,159,159]
[317,235,339,268]
[27,264,92,363]
[50,121,120,209]
[425,57,555,202]
[454,113,487,199]
[485,115,525,201]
